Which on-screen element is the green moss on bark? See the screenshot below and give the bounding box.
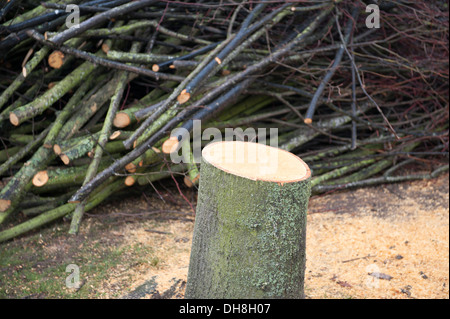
[186,156,311,299]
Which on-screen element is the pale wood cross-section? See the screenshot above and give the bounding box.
[202,141,311,184]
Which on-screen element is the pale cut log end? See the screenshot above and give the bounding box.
[152,64,160,72]
[162,136,179,154]
[32,171,49,187]
[48,51,65,69]
[101,43,110,54]
[109,130,122,140]
[124,176,136,186]
[113,113,131,128]
[184,174,200,188]
[60,154,70,165]
[9,113,19,126]
[177,90,190,104]
[202,141,311,184]
[125,162,137,173]
[53,144,62,155]
[0,199,12,212]
[304,118,313,124]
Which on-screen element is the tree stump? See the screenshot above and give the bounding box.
[185,141,311,299]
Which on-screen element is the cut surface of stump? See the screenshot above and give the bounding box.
[186,141,311,299]
[202,141,310,183]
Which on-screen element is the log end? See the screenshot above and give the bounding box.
[53,144,62,155]
[162,136,179,154]
[60,154,70,165]
[202,141,311,183]
[125,176,136,186]
[184,174,200,188]
[109,130,122,140]
[125,162,137,173]
[304,118,313,124]
[9,113,20,126]
[101,43,110,54]
[152,64,160,72]
[0,199,12,212]
[113,112,131,128]
[177,90,191,104]
[32,171,49,187]
[48,51,65,69]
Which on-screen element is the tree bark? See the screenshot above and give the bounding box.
[185,141,311,299]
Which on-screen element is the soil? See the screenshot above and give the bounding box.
[0,173,448,299]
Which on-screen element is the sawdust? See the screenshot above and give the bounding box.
[103,173,448,299]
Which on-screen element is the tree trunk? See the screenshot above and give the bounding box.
[185,141,311,299]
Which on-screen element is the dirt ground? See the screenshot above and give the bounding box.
[0,173,448,299]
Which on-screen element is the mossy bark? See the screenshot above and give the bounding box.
[185,158,311,299]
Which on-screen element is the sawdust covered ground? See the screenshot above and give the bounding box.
[1,174,448,299]
[305,174,449,299]
[101,173,449,299]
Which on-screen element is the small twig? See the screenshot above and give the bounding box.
[162,157,195,214]
[145,229,172,235]
[342,254,376,263]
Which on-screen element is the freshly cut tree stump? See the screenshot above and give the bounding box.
[185,141,311,299]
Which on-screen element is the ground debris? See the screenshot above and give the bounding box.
[400,285,413,298]
[368,272,393,281]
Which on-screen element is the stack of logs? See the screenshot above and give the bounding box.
[0,0,448,242]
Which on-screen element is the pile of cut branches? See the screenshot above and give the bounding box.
[0,0,448,242]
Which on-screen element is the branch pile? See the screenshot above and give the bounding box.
[0,0,448,242]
